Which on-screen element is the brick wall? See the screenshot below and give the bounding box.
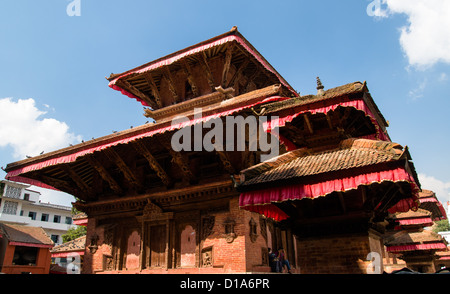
[296,231,383,274]
[83,196,271,274]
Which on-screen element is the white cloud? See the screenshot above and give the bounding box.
[373,0,450,69]
[408,78,427,100]
[418,173,450,210]
[0,97,82,159]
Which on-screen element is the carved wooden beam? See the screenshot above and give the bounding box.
[227,59,249,90]
[212,140,235,174]
[243,67,260,92]
[198,51,216,92]
[60,164,95,198]
[104,148,143,192]
[35,173,80,197]
[160,135,196,183]
[325,112,334,130]
[117,79,158,109]
[85,155,123,195]
[162,66,180,103]
[221,43,234,88]
[182,59,199,96]
[133,140,171,186]
[337,192,347,214]
[143,72,163,108]
[303,114,314,134]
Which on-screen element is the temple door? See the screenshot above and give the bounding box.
[150,225,166,268]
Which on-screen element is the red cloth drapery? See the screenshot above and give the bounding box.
[5,96,288,190]
[397,217,433,226]
[239,166,419,221]
[386,243,447,253]
[264,99,390,146]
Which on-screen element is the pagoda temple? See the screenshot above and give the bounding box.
[383,190,448,273]
[4,28,421,274]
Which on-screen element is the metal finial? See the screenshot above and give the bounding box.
[316,77,325,95]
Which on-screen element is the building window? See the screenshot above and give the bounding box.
[28,211,37,220]
[51,235,59,244]
[13,246,38,266]
[65,217,72,224]
[41,213,49,222]
[5,186,21,199]
[23,193,30,201]
[53,215,61,223]
[2,201,18,215]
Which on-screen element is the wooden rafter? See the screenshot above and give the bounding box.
[37,173,80,197]
[85,155,123,195]
[221,43,234,88]
[303,114,314,134]
[243,67,260,92]
[60,164,94,198]
[227,59,250,90]
[182,59,199,96]
[117,79,158,109]
[198,51,216,92]
[212,140,235,174]
[143,73,163,108]
[162,66,180,103]
[133,140,171,187]
[160,135,196,183]
[104,148,143,192]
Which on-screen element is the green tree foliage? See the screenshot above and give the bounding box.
[433,219,450,233]
[62,226,87,243]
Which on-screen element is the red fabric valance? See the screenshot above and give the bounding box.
[264,99,390,144]
[386,243,447,253]
[397,217,433,226]
[239,166,419,221]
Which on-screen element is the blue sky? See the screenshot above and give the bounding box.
[0,0,449,208]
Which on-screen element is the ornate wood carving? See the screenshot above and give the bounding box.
[143,72,163,108]
[60,164,94,198]
[117,79,157,109]
[85,155,123,195]
[161,135,196,183]
[143,200,163,217]
[182,59,199,97]
[162,66,180,103]
[104,148,143,192]
[133,140,171,186]
[198,51,216,92]
[221,43,234,88]
[201,246,213,267]
[228,59,249,90]
[201,215,215,240]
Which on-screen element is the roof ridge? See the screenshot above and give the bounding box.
[339,138,405,158]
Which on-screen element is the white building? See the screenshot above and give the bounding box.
[0,180,77,245]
